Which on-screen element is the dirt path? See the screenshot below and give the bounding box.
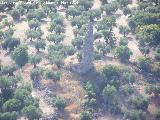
[59,12,74,46]
[112,6,142,61]
[31,90,55,116]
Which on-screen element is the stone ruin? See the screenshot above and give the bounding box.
[72,19,94,74]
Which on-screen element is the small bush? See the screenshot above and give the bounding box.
[80,111,92,120]
[52,96,66,110]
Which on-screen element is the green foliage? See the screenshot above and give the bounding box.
[129,95,149,110]
[152,63,160,78]
[54,25,65,34]
[129,12,160,28]
[26,28,43,41]
[80,111,92,120]
[139,46,150,56]
[94,32,102,40]
[101,64,121,87]
[30,68,43,81]
[0,111,18,120]
[138,56,152,72]
[125,110,146,120]
[137,24,160,46]
[123,7,131,16]
[117,0,132,8]
[119,26,130,37]
[29,54,42,68]
[47,34,65,44]
[53,16,64,26]
[145,85,160,96]
[77,51,82,62]
[27,9,45,21]
[48,44,65,67]
[155,46,160,60]
[100,0,108,4]
[2,19,14,29]
[138,2,153,11]
[79,0,93,11]
[119,37,128,46]
[52,96,67,110]
[28,19,40,30]
[102,85,117,104]
[45,70,61,82]
[11,9,20,21]
[120,85,134,96]
[72,36,84,49]
[0,76,18,90]
[96,42,110,56]
[66,6,81,18]
[96,16,116,31]
[2,99,21,112]
[35,39,46,52]
[121,71,136,84]
[42,3,57,15]
[87,9,101,20]
[101,1,118,15]
[84,81,97,107]
[2,37,20,51]
[115,45,133,62]
[1,64,17,76]
[65,46,76,56]
[71,15,88,29]
[11,45,28,67]
[4,28,14,38]
[22,105,42,120]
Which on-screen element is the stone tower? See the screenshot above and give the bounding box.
[72,19,94,74]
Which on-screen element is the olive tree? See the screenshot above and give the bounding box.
[22,105,42,120]
[125,110,146,120]
[119,26,130,37]
[102,85,117,105]
[115,45,133,62]
[11,45,28,68]
[47,34,65,44]
[10,9,21,21]
[80,111,92,120]
[35,39,46,52]
[29,55,42,68]
[28,19,41,30]
[66,6,81,18]
[52,96,67,110]
[45,70,61,82]
[71,36,84,49]
[129,95,149,110]
[138,56,152,72]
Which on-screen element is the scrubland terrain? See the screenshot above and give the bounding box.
[0,0,160,120]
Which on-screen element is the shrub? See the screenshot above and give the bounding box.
[119,37,128,46]
[45,70,61,82]
[120,85,134,96]
[52,96,66,110]
[11,9,20,21]
[125,110,146,120]
[80,111,92,120]
[65,46,76,56]
[138,56,152,72]
[129,95,149,110]
[102,85,117,105]
[115,45,133,62]
[22,105,42,120]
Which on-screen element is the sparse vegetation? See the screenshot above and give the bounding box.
[0,0,160,119]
